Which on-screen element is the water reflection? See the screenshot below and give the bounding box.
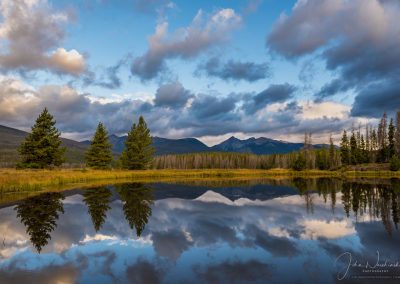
[1,179,400,283]
[14,192,64,252]
[116,183,154,237]
[83,187,112,232]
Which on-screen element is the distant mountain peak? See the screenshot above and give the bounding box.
[195,191,233,204]
[227,136,240,141]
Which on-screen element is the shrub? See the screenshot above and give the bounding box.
[390,156,400,171]
[292,154,306,171]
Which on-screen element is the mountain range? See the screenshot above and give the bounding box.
[0,124,326,166]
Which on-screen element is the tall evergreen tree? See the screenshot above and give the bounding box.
[350,131,358,165]
[121,116,155,170]
[18,108,65,168]
[371,128,378,162]
[377,113,388,162]
[365,125,371,162]
[360,135,366,163]
[388,118,396,159]
[340,130,350,165]
[329,135,335,168]
[395,111,400,155]
[85,122,113,169]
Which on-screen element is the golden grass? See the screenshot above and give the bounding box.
[0,168,399,194]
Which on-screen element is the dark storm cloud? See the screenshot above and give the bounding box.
[191,94,238,119]
[314,79,353,102]
[197,57,270,82]
[351,80,400,117]
[243,83,296,113]
[131,9,241,81]
[267,0,400,115]
[153,82,193,109]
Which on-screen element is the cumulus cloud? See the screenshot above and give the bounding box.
[196,57,270,82]
[299,219,356,239]
[243,83,296,114]
[191,94,238,119]
[267,0,400,113]
[153,81,193,109]
[0,0,85,75]
[131,8,242,81]
[0,77,356,142]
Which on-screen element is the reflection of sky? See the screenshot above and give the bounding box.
[0,185,399,284]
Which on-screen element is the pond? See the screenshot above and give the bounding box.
[1,178,400,283]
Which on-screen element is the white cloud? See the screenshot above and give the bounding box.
[50,48,85,75]
[131,8,242,80]
[299,101,350,120]
[299,219,356,239]
[0,0,85,75]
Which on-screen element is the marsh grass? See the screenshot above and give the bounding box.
[0,168,399,194]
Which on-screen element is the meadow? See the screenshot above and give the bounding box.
[1,168,400,194]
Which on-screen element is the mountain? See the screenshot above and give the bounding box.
[0,124,329,167]
[152,137,209,155]
[211,136,309,154]
[82,135,209,155]
[0,125,89,166]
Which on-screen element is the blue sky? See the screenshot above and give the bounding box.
[0,0,398,145]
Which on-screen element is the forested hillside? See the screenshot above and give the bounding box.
[0,125,89,167]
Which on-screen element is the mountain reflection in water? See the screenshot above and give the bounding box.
[0,178,400,283]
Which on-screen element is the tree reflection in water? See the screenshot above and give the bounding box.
[294,178,400,236]
[13,178,400,253]
[83,187,112,232]
[14,192,64,253]
[116,183,154,237]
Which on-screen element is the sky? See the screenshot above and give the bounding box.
[0,0,398,145]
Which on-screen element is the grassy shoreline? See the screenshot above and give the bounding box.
[1,168,400,193]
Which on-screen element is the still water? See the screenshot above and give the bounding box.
[0,178,400,283]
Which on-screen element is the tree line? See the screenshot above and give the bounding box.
[16,108,400,171]
[153,134,341,170]
[17,108,154,169]
[340,112,400,170]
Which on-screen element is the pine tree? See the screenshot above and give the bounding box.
[329,135,335,168]
[371,128,378,162]
[18,108,65,168]
[340,130,350,165]
[377,113,388,162]
[365,125,371,163]
[85,122,113,169]
[350,131,358,165]
[121,116,155,170]
[360,135,366,163]
[395,111,400,155]
[388,118,396,159]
